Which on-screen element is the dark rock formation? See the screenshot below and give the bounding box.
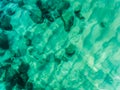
[0,15,13,30]
[18,62,30,74]
[0,33,9,49]
[65,44,76,56]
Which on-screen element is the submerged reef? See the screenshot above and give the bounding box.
[0,0,120,90]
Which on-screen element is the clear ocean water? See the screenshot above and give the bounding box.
[0,0,120,90]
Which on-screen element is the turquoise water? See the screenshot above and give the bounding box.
[0,0,120,90]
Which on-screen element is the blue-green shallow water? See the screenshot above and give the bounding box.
[0,0,120,90]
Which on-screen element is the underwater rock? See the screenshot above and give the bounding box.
[18,73,29,88]
[57,1,70,16]
[26,82,33,90]
[54,57,61,64]
[62,11,74,32]
[4,67,17,82]
[100,22,106,28]
[18,0,24,7]
[64,16,74,32]
[74,9,85,20]
[5,68,18,90]
[29,9,43,24]
[45,14,54,22]
[0,68,5,79]
[36,0,42,10]
[0,15,12,30]
[25,39,32,46]
[36,0,68,22]
[5,67,29,89]
[65,44,76,56]
[0,33,9,50]
[36,0,49,18]
[61,55,68,61]
[18,62,29,73]
[0,10,3,17]
[7,8,15,16]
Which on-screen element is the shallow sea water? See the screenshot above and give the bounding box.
[0,0,120,90]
